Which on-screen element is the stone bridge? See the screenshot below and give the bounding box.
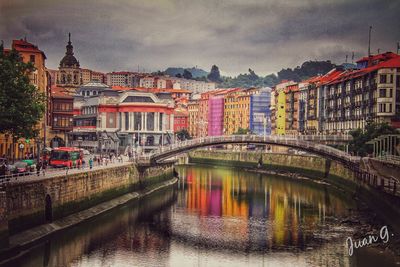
[138,135,359,168]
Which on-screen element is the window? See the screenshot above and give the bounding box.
[380,74,387,84]
[390,89,393,98]
[147,112,154,131]
[134,113,141,130]
[379,89,386,97]
[30,55,35,63]
[125,113,129,130]
[390,75,394,84]
[397,76,400,88]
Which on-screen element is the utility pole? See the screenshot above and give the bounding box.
[368,26,372,57]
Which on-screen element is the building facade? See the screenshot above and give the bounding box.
[285,83,299,135]
[208,96,225,136]
[173,108,189,133]
[50,86,74,147]
[71,82,175,153]
[0,39,48,160]
[188,100,199,138]
[106,72,140,87]
[322,53,400,133]
[250,88,271,135]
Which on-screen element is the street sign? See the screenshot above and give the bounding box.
[25,139,30,144]
[19,143,25,149]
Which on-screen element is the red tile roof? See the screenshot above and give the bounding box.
[51,86,73,98]
[325,55,400,85]
[355,52,398,63]
[11,39,46,59]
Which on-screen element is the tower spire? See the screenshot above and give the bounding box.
[68,32,71,44]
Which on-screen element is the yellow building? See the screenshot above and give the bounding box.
[274,81,296,135]
[0,39,48,160]
[188,100,199,138]
[223,89,253,135]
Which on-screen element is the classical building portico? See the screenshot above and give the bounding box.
[71,82,175,153]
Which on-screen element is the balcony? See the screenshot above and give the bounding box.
[70,140,98,147]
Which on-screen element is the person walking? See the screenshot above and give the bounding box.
[36,161,42,177]
[89,158,93,169]
[42,160,47,176]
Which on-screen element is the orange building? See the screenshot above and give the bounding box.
[188,100,199,137]
[0,39,48,159]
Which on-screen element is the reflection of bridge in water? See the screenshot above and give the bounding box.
[138,135,359,167]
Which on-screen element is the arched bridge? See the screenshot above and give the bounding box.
[138,135,360,168]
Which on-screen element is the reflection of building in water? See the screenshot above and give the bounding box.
[179,166,352,249]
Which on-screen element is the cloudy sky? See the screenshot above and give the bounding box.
[1,0,399,76]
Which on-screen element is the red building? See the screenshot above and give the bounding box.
[174,108,189,132]
[50,86,74,147]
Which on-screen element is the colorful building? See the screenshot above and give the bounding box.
[188,100,199,138]
[285,83,299,135]
[322,52,400,133]
[0,38,48,160]
[250,88,271,135]
[174,108,189,133]
[71,82,175,152]
[208,96,225,136]
[50,86,74,147]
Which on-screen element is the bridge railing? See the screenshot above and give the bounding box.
[138,135,356,164]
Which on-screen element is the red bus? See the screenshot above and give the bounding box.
[50,147,83,168]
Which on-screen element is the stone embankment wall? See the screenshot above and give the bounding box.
[189,150,353,179]
[0,162,173,247]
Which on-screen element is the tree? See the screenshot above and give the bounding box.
[348,122,398,156]
[233,128,252,135]
[175,73,182,78]
[207,65,222,83]
[183,69,193,79]
[176,129,191,141]
[0,43,46,161]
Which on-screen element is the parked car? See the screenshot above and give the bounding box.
[9,161,32,175]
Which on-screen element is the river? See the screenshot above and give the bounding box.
[2,165,398,267]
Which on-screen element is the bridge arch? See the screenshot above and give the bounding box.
[144,135,358,169]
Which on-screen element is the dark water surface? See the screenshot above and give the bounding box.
[2,165,398,267]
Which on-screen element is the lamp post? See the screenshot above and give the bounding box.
[35,137,42,164]
[77,136,83,150]
[98,137,103,158]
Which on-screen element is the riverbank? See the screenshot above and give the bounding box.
[0,176,178,264]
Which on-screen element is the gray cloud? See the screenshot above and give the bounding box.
[0,0,399,76]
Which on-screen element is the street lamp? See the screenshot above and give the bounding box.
[77,136,83,150]
[98,136,103,158]
[35,137,42,164]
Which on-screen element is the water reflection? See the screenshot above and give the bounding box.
[2,165,398,267]
[173,166,353,251]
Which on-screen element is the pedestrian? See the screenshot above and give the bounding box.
[36,161,42,176]
[89,158,93,169]
[97,156,101,166]
[82,158,86,169]
[0,163,6,177]
[42,160,47,176]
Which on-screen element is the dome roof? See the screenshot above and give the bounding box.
[59,33,80,68]
[60,54,79,68]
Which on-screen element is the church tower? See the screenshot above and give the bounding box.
[57,33,81,89]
